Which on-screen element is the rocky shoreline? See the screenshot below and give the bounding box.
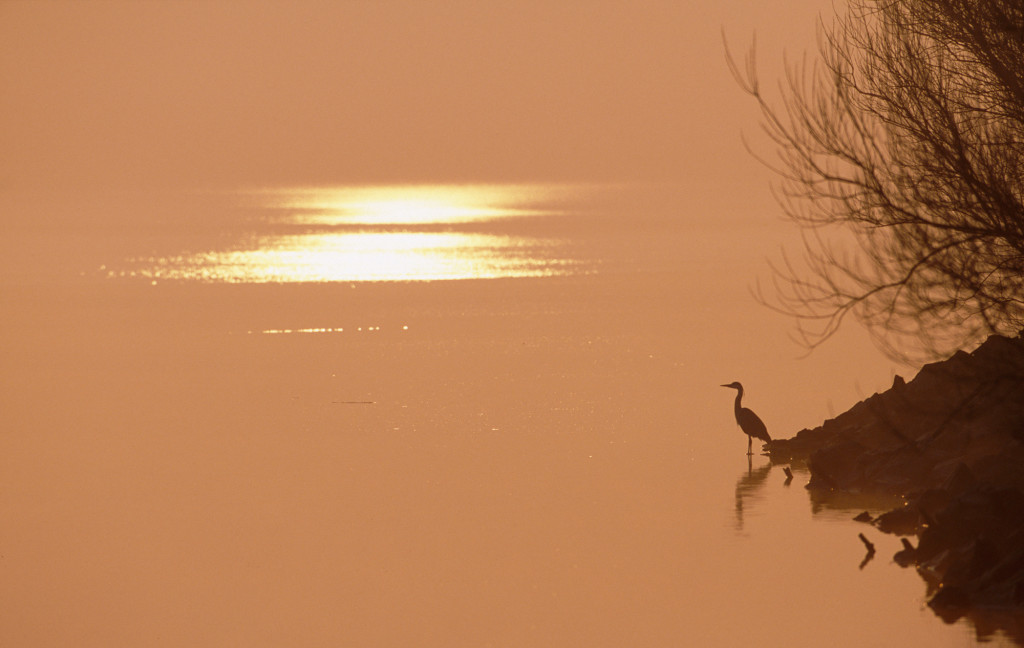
[768,334,1024,631]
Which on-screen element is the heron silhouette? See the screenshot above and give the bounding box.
[721,382,771,455]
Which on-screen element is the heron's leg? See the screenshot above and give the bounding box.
[746,435,752,455]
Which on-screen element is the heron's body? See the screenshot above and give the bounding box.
[721,382,771,454]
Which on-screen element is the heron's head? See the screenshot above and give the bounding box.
[720,381,743,391]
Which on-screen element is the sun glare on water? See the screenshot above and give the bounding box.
[272,184,548,226]
[117,184,588,283]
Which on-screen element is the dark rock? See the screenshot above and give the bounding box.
[767,426,833,463]
[894,538,917,567]
[917,488,952,522]
[874,505,922,535]
[930,585,971,619]
[807,439,869,490]
[939,462,977,495]
[769,334,1024,618]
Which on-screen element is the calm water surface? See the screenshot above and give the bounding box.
[0,184,1017,646]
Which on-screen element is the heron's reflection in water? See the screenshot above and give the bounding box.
[734,456,772,532]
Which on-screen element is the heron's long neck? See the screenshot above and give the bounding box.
[733,388,743,416]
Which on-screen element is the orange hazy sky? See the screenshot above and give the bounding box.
[1,0,828,191]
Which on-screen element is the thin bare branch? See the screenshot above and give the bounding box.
[733,0,1024,361]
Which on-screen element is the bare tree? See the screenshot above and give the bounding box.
[729,0,1024,360]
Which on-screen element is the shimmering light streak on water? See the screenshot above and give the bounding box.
[251,184,560,225]
[115,185,588,283]
[253,325,406,335]
[120,232,578,283]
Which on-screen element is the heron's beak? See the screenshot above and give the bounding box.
[720,383,730,388]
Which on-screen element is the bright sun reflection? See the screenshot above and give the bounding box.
[116,184,590,283]
[260,184,554,226]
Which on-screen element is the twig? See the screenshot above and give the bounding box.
[858,533,877,569]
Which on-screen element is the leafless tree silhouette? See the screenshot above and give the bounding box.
[729,0,1024,360]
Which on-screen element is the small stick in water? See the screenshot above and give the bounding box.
[783,466,794,484]
[858,533,876,569]
[858,533,876,555]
